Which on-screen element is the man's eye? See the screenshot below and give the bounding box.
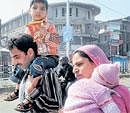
[14,56,19,59]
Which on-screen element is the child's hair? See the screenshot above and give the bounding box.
[30,0,48,10]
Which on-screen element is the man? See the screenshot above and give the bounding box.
[56,56,76,105]
[8,34,62,113]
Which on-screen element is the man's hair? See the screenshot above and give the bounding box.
[30,0,48,10]
[8,33,38,56]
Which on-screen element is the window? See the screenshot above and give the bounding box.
[74,24,82,33]
[70,8,72,16]
[88,11,91,19]
[62,8,66,16]
[76,8,78,17]
[56,8,58,17]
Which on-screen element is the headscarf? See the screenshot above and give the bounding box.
[92,63,120,88]
[76,44,110,66]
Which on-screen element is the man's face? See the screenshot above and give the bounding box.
[10,48,33,69]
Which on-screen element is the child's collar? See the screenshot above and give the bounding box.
[27,17,48,25]
[27,20,44,25]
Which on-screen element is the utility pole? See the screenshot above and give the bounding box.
[63,0,73,57]
[0,19,1,38]
[66,0,70,57]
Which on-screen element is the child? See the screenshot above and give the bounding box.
[63,63,130,113]
[26,0,60,55]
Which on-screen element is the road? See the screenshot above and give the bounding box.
[0,93,19,113]
[0,77,130,113]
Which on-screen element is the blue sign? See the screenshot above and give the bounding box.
[111,55,128,73]
[63,26,73,42]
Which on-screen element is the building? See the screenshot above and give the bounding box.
[98,17,130,73]
[98,17,130,58]
[1,1,100,55]
[98,20,122,57]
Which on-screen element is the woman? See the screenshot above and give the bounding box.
[72,44,110,79]
[62,44,120,113]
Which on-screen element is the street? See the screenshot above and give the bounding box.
[0,77,130,113]
[0,93,19,113]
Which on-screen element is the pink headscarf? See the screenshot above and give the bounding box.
[92,63,130,113]
[76,44,110,66]
[92,63,120,88]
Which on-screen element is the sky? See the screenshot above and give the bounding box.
[0,0,130,24]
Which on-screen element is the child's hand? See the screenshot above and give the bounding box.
[34,31,44,43]
[40,22,49,34]
[34,22,49,43]
[44,33,59,47]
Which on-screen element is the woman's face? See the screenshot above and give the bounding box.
[72,52,96,79]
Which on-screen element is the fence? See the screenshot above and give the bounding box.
[0,48,12,78]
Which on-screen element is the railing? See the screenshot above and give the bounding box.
[0,65,13,78]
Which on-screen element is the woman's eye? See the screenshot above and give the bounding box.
[76,63,83,67]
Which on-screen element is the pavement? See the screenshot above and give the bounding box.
[0,94,19,113]
[0,75,130,113]
[0,78,19,113]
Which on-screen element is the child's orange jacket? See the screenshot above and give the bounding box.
[26,20,60,55]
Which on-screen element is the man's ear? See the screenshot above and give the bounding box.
[27,48,34,57]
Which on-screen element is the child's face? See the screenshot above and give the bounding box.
[29,2,47,21]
